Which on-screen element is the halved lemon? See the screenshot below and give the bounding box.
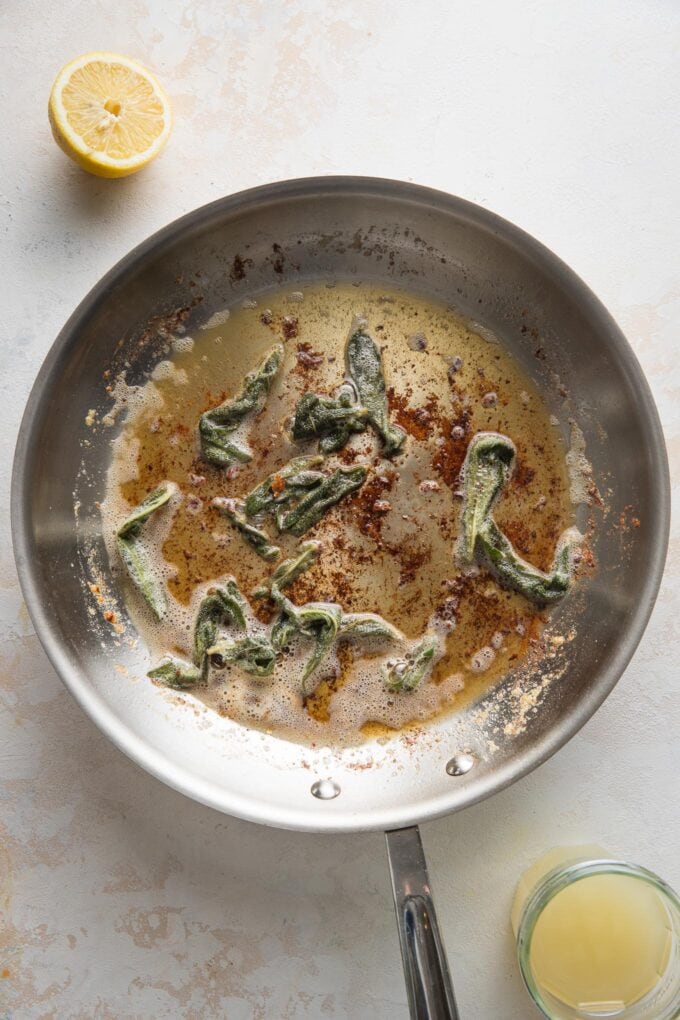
[49,52,172,178]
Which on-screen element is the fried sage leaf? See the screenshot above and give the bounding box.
[459,431,574,605]
[298,608,342,694]
[339,612,403,642]
[346,328,406,455]
[244,456,324,517]
[199,344,283,467]
[206,635,277,677]
[276,466,367,536]
[117,486,173,539]
[383,634,439,693]
[252,540,322,599]
[460,432,516,564]
[193,580,248,665]
[148,656,205,689]
[270,586,342,695]
[269,612,300,653]
[477,519,573,605]
[213,497,280,560]
[116,485,174,620]
[291,391,369,454]
[116,537,167,621]
[269,585,304,650]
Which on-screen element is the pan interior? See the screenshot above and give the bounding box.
[12,180,669,831]
[102,279,577,748]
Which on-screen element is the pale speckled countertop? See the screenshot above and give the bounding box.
[1,1,678,1017]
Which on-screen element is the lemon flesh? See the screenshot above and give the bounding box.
[49,52,172,178]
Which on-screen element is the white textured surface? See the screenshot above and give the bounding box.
[1,1,679,1016]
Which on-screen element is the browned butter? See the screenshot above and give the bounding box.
[102,282,575,746]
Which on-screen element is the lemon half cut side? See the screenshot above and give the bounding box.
[49,52,172,178]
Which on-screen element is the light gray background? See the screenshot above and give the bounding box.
[1,1,678,1017]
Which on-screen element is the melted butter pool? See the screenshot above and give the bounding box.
[102,282,575,746]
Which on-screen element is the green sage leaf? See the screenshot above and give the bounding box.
[148,656,205,689]
[460,432,516,564]
[291,391,369,453]
[269,585,342,695]
[459,431,573,605]
[339,613,403,642]
[252,540,322,599]
[116,536,167,621]
[193,580,248,665]
[276,466,367,536]
[116,485,174,620]
[270,613,300,653]
[244,456,324,517]
[477,519,573,605]
[117,485,173,539]
[213,497,280,560]
[207,635,277,677]
[199,344,283,467]
[383,634,439,693]
[346,328,406,455]
[198,425,252,467]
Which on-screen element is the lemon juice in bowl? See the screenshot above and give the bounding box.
[511,847,680,1019]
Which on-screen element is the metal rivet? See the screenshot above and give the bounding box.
[311,778,341,800]
[446,752,476,776]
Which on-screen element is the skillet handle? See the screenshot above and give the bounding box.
[385,825,460,1020]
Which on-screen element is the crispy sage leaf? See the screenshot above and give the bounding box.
[199,344,284,467]
[291,391,369,453]
[193,580,248,665]
[206,635,277,677]
[346,328,406,455]
[116,485,173,620]
[459,431,573,605]
[218,578,249,629]
[276,466,367,536]
[148,656,204,689]
[213,497,280,560]
[115,536,167,622]
[269,583,305,650]
[298,607,342,694]
[198,424,252,466]
[460,432,516,564]
[270,585,342,695]
[252,540,322,599]
[117,486,173,539]
[244,456,324,517]
[339,613,403,642]
[477,519,573,605]
[383,634,439,693]
[270,612,300,653]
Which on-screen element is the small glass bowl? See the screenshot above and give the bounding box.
[514,858,680,1020]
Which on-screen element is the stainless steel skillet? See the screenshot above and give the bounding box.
[11,178,670,1017]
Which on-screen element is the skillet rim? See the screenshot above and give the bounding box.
[10,176,671,832]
